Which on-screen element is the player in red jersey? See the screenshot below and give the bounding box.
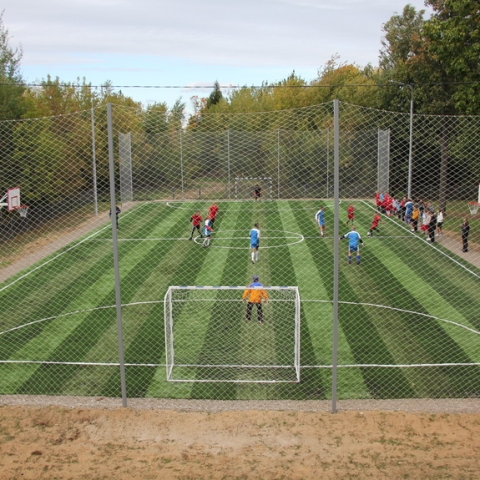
[346,204,355,225]
[384,194,393,216]
[209,203,219,227]
[368,213,381,236]
[189,211,203,240]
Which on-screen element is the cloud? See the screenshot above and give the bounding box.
[6,0,430,70]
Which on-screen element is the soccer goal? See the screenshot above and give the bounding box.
[234,177,273,201]
[164,286,301,383]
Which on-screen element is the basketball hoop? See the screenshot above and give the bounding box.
[468,202,480,215]
[14,205,29,218]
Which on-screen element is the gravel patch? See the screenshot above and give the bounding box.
[1,395,479,414]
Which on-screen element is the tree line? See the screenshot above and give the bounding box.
[0,2,479,210]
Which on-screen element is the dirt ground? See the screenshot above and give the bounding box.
[0,402,479,479]
[1,205,479,479]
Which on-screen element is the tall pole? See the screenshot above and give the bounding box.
[227,130,231,199]
[389,81,414,198]
[180,130,185,200]
[277,129,281,199]
[407,86,414,199]
[91,96,98,216]
[331,100,340,414]
[107,103,128,408]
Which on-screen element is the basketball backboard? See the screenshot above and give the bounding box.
[7,187,21,211]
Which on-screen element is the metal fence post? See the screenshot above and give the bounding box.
[107,103,128,408]
[331,99,340,414]
[91,99,98,216]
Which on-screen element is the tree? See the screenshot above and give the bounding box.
[0,11,26,121]
[206,80,224,108]
[378,1,480,210]
[422,0,480,115]
[379,5,426,74]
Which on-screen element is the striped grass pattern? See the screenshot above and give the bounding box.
[0,200,479,400]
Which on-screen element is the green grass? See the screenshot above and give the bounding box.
[0,200,479,400]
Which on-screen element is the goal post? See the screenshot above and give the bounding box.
[234,177,273,201]
[164,286,301,383]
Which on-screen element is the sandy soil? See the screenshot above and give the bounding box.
[1,205,479,479]
[1,403,479,479]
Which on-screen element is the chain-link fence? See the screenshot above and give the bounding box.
[0,100,479,407]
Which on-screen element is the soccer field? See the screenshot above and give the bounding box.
[0,200,479,400]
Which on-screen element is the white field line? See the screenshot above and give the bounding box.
[165,200,341,211]
[88,236,304,241]
[86,235,413,241]
[0,204,145,294]
[1,299,478,338]
[0,360,478,368]
[360,200,480,280]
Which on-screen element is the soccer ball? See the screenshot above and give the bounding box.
[367,232,371,237]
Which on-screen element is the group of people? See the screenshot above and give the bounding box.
[375,191,471,252]
[188,203,219,247]
[375,192,444,243]
[185,193,473,325]
[314,192,473,264]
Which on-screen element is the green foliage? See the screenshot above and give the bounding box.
[378,1,480,116]
[423,0,480,114]
[206,80,224,108]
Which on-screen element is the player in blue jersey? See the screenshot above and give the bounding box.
[315,207,325,237]
[340,225,363,264]
[250,223,260,263]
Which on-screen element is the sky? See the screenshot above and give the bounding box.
[3,0,432,112]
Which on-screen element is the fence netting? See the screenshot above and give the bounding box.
[0,100,478,404]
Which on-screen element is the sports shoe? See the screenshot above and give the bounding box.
[252,260,255,264]
[258,321,264,325]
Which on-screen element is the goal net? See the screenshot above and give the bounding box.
[234,177,273,201]
[164,286,301,383]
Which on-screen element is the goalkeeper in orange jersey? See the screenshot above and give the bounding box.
[242,275,269,324]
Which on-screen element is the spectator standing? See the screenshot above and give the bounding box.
[411,205,419,232]
[428,209,437,243]
[437,209,444,236]
[461,218,470,252]
[109,205,121,229]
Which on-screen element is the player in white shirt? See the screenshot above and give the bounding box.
[315,207,325,237]
[202,216,213,247]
